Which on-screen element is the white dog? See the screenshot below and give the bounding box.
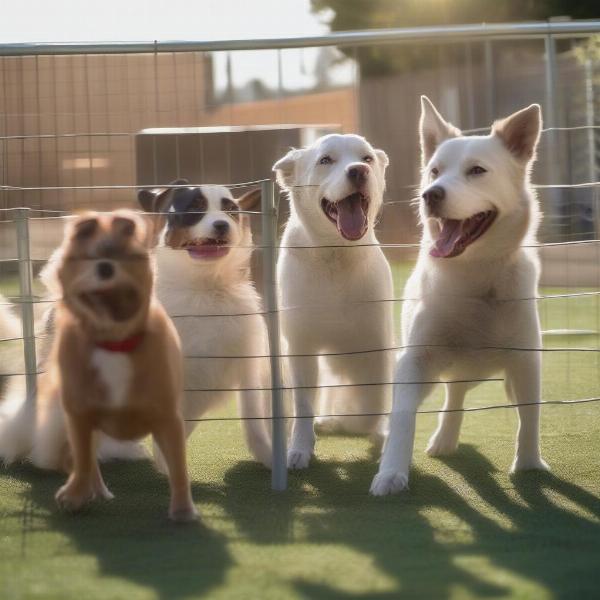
[139,181,272,469]
[371,97,549,495]
[273,134,395,469]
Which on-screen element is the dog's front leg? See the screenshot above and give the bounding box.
[505,353,549,473]
[287,354,318,469]
[370,351,436,495]
[55,414,96,511]
[152,415,198,522]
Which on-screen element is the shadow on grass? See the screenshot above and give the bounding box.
[221,445,600,599]
[6,460,231,600]
[4,443,599,599]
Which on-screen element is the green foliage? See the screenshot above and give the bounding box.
[311,0,600,75]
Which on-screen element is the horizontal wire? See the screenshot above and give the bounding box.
[2,124,600,143]
[0,241,595,264]
[460,125,600,135]
[0,238,595,252]
[0,180,269,192]
[0,370,46,377]
[0,209,263,217]
[2,181,600,195]
[183,377,503,393]
[183,344,600,360]
[1,289,599,315]
[183,396,600,422]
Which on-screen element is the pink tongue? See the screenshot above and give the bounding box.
[336,194,367,241]
[430,219,463,258]
[187,245,229,259]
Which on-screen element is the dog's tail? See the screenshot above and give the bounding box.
[0,296,35,464]
[0,376,36,464]
[0,296,20,342]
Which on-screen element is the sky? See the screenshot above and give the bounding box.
[1,0,353,90]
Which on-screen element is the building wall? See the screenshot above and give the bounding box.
[0,52,356,213]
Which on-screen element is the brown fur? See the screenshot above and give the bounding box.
[44,210,196,521]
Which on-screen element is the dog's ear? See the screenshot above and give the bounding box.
[137,178,189,213]
[492,104,542,162]
[111,210,148,243]
[375,149,389,169]
[138,179,188,248]
[70,213,100,241]
[419,96,461,166]
[272,148,303,189]
[236,188,261,212]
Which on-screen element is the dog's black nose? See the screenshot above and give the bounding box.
[213,220,230,236]
[347,164,369,187]
[96,261,114,280]
[422,186,445,210]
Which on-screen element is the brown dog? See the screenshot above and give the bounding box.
[45,210,196,521]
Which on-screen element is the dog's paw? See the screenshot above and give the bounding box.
[511,455,550,473]
[92,479,114,501]
[370,471,409,496]
[287,448,312,469]
[425,433,459,457]
[55,482,94,512]
[169,503,199,523]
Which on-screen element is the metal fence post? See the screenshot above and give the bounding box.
[544,33,563,232]
[260,179,287,491]
[14,207,37,404]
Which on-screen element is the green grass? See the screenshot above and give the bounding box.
[1,264,600,599]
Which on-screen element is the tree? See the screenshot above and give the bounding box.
[311,0,600,75]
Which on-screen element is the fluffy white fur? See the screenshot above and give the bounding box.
[90,349,132,408]
[0,295,31,464]
[152,185,272,469]
[0,296,20,341]
[371,97,549,495]
[273,133,395,469]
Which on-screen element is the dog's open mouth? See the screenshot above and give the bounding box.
[430,210,497,258]
[183,239,230,260]
[321,193,369,241]
[79,286,141,322]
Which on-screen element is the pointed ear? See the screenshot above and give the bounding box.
[236,188,261,212]
[419,96,461,166]
[272,148,303,189]
[137,178,189,213]
[492,104,542,162]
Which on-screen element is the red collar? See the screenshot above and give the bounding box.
[96,333,144,353]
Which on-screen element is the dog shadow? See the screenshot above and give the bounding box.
[221,445,600,599]
[4,444,599,599]
[4,460,231,600]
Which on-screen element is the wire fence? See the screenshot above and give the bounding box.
[1,20,600,491]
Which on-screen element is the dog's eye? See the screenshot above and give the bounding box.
[318,155,333,165]
[467,165,487,176]
[363,155,373,163]
[431,167,439,177]
[221,198,239,214]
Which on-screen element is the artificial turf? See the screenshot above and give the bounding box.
[0,266,599,599]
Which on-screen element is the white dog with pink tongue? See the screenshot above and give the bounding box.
[273,133,395,470]
[371,97,550,495]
